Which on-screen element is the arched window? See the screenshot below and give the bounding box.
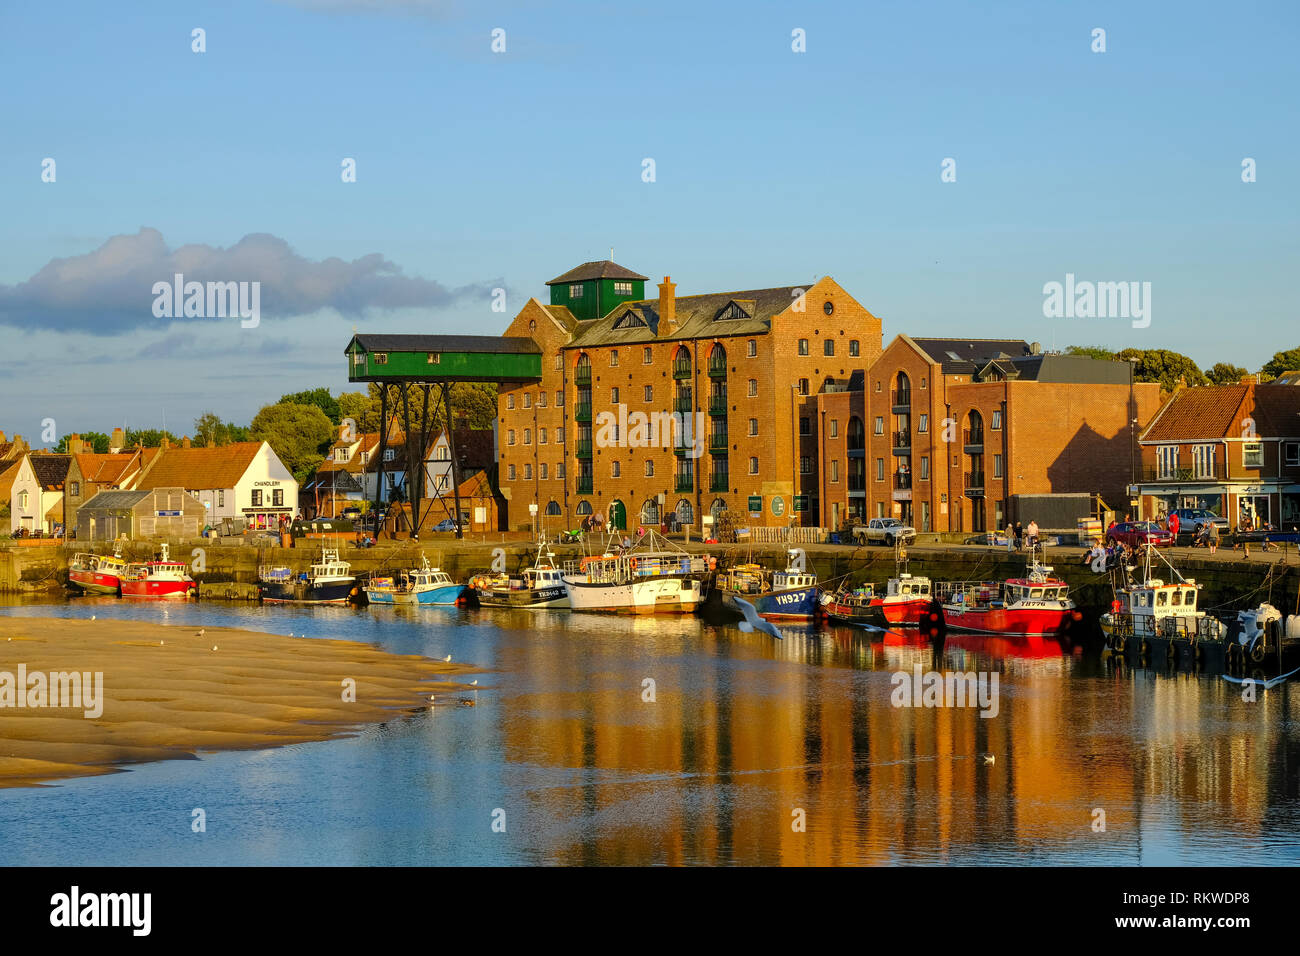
[967,409,983,444]
[710,497,727,521]
[895,371,910,406]
[676,499,694,524]
[641,499,660,524]
[847,416,865,451]
[576,500,593,515]
[708,343,726,376]
[545,500,561,516]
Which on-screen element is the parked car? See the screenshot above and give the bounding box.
[1106,521,1174,547]
[851,517,917,546]
[1167,508,1229,538]
[431,518,463,533]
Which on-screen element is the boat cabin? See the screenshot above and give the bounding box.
[1122,578,1200,617]
[886,573,931,598]
[311,548,354,581]
[524,566,563,589]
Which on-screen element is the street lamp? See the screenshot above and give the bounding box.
[529,502,538,541]
[1127,357,1140,518]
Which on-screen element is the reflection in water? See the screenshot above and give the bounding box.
[0,596,1297,865]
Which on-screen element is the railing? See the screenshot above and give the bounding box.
[848,475,866,491]
[576,476,593,494]
[574,403,592,422]
[747,526,827,544]
[964,471,984,493]
[709,432,728,452]
[710,474,730,492]
[892,430,911,449]
[708,359,727,378]
[575,438,592,458]
[964,428,984,447]
[891,389,910,408]
[674,475,694,492]
[894,473,912,489]
[672,360,692,379]
[709,397,728,416]
[574,365,591,386]
[846,436,865,451]
[1143,465,1223,481]
[673,395,693,414]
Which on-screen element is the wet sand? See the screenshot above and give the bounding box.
[0,617,479,788]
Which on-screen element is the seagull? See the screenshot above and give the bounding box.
[443,654,452,662]
[197,628,205,637]
[984,754,995,765]
[211,645,218,651]
[91,615,96,621]
[1223,665,1300,691]
[470,679,478,686]
[731,596,783,640]
[160,640,165,646]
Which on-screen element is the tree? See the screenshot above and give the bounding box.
[338,391,381,435]
[124,428,177,448]
[57,432,110,454]
[194,412,224,446]
[1206,362,1249,386]
[1065,345,1116,361]
[279,387,341,425]
[1261,347,1300,380]
[249,402,334,483]
[1115,348,1207,392]
[365,382,498,432]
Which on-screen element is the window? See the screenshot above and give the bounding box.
[918,414,928,433]
[383,448,396,461]
[642,346,654,364]
[831,460,839,482]
[920,378,927,389]
[524,464,532,480]
[557,461,565,478]
[797,378,809,395]
[615,281,634,295]
[508,430,516,446]
[993,454,1004,478]
[372,353,388,365]
[546,500,561,515]
[610,350,619,367]
[540,463,548,480]
[874,416,884,435]
[1286,442,1300,466]
[18,491,28,509]
[1193,444,1215,478]
[644,385,653,402]
[569,283,584,298]
[824,339,834,356]
[612,461,621,478]
[875,380,882,392]
[1157,445,1178,478]
[576,499,592,515]
[507,394,515,409]
[335,447,347,462]
[251,489,262,507]
[611,387,619,404]
[798,339,809,356]
[991,409,1002,430]
[748,418,758,436]
[748,379,758,397]
[557,427,564,443]
[919,457,929,481]
[557,390,564,406]
[70,481,80,496]
[876,458,885,481]
[749,457,759,475]
[1243,442,1263,468]
[555,355,563,370]
[539,428,547,444]
[849,340,860,357]
[508,464,516,480]
[523,393,532,408]
[830,420,838,438]
[800,456,811,474]
[645,460,654,477]
[799,417,810,436]
[747,339,757,357]
[537,392,546,407]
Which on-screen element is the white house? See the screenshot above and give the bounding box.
[9,453,72,534]
[135,440,298,532]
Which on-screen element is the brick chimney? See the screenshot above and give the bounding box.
[110,427,125,453]
[160,436,170,450]
[182,435,192,449]
[68,434,83,455]
[658,276,677,336]
[0,431,6,443]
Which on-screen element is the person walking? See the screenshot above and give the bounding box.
[1005,522,1015,553]
[1026,519,1039,552]
[1167,510,1180,543]
[1207,520,1219,554]
[1014,521,1024,551]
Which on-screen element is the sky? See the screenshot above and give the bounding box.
[1,0,1296,440]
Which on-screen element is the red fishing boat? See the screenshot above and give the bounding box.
[120,543,197,599]
[876,572,933,627]
[939,550,1076,638]
[68,544,129,595]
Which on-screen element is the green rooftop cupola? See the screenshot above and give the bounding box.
[546,260,648,322]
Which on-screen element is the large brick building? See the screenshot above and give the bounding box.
[497,261,883,531]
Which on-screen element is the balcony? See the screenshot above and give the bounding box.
[892,430,911,450]
[846,437,866,458]
[708,359,728,378]
[710,473,730,493]
[894,472,912,489]
[709,396,728,417]
[675,474,694,493]
[575,438,592,459]
[963,428,984,451]
[709,432,729,453]
[848,475,866,492]
[673,395,693,414]
[1143,465,1224,482]
[576,476,593,494]
[673,441,692,457]
[964,471,985,496]
[574,403,592,423]
[574,365,592,386]
[891,389,911,411]
[673,360,692,380]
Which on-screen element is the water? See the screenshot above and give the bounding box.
[2,595,1299,866]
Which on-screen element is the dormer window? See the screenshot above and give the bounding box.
[716,302,751,320]
[613,310,647,329]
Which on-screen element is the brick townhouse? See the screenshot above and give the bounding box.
[496,260,884,531]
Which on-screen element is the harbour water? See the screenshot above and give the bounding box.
[1,596,1298,866]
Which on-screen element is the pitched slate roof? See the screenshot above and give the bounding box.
[348,334,540,354]
[1141,385,1251,442]
[546,260,648,285]
[972,354,1134,385]
[30,454,72,489]
[906,337,1035,374]
[136,442,265,490]
[537,302,579,333]
[80,489,151,511]
[1270,370,1300,386]
[565,285,809,347]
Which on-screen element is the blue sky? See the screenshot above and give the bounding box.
[1,0,1296,439]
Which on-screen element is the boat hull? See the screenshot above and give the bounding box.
[563,576,701,613]
[879,597,931,627]
[69,569,122,595]
[476,584,569,609]
[942,604,1072,638]
[366,584,466,606]
[722,585,819,619]
[260,579,356,605]
[121,580,194,599]
[822,600,884,628]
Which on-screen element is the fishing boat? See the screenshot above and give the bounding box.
[120,543,197,599]
[68,544,129,595]
[259,547,358,605]
[1099,543,1226,664]
[940,549,1076,637]
[471,541,569,609]
[365,554,466,606]
[562,530,707,614]
[820,584,883,627]
[876,573,935,627]
[717,549,820,619]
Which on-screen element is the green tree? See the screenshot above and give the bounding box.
[1115,348,1207,392]
[1206,362,1249,385]
[1261,347,1300,379]
[56,431,110,453]
[365,382,498,432]
[1064,345,1116,361]
[338,390,382,435]
[124,428,177,448]
[279,387,341,425]
[249,402,334,483]
[194,412,225,446]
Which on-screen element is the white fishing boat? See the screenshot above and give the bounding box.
[562,530,707,614]
[471,540,569,609]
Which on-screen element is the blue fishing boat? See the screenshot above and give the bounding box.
[718,549,820,619]
[364,554,466,606]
